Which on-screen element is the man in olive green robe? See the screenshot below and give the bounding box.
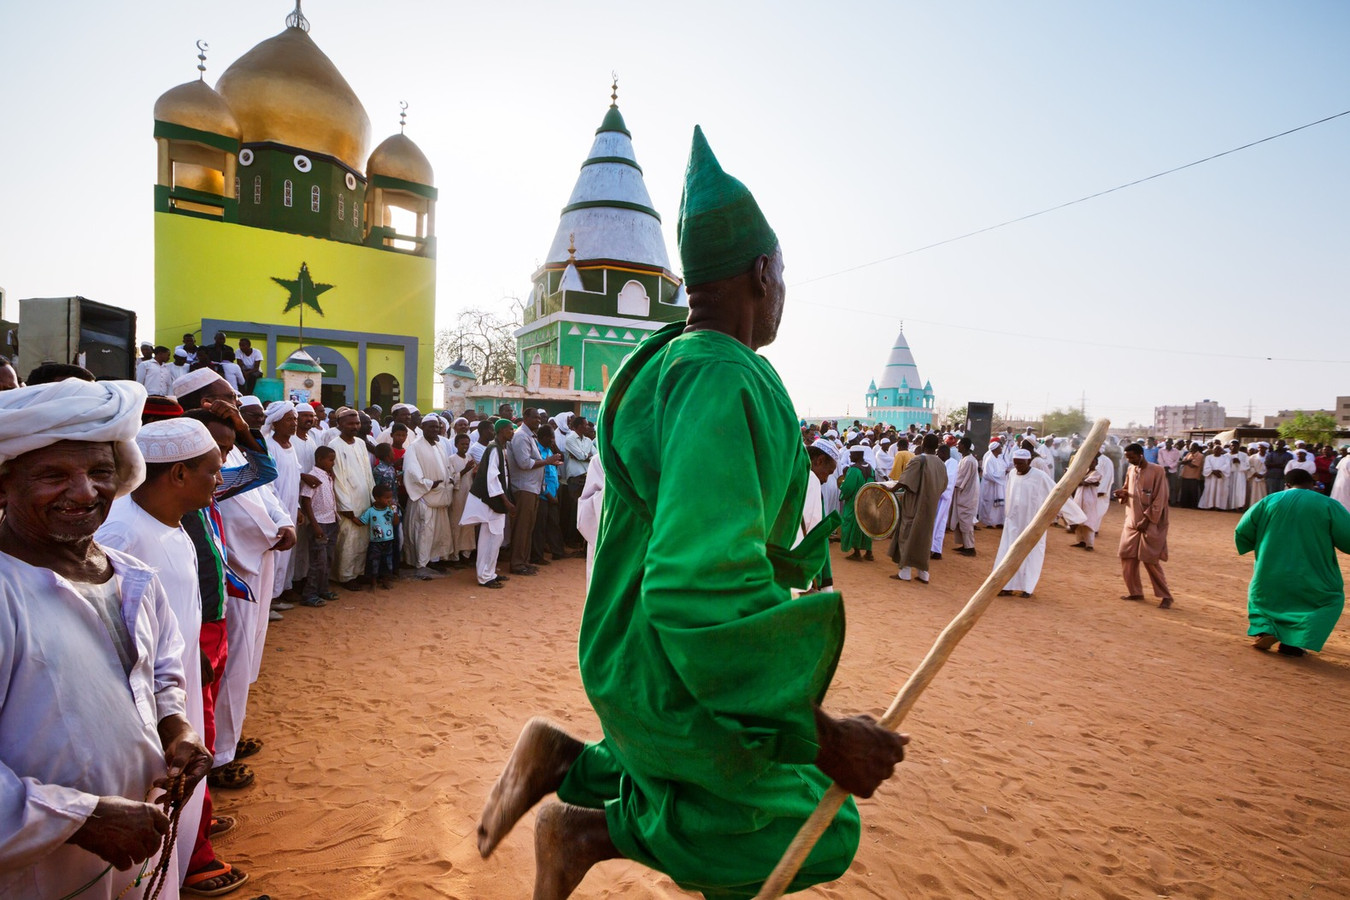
[476,126,907,900]
[839,448,874,560]
[1238,467,1350,656]
[889,432,948,584]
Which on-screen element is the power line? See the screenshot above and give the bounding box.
[792,108,1350,288]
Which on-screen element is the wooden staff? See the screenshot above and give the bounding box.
[755,418,1111,899]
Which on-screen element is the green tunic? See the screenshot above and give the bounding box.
[558,323,857,899]
[838,465,873,552]
[1235,487,1350,651]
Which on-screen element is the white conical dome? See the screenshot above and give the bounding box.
[544,103,670,270]
[877,329,922,390]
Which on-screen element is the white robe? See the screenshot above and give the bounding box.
[460,443,510,585]
[0,548,187,900]
[994,468,1086,593]
[576,454,606,587]
[979,451,1008,526]
[96,497,206,892]
[931,455,960,552]
[265,436,301,598]
[290,431,318,582]
[1331,455,1350,512]
[402,435,455,568]
[1227,453,1248,509]
[331,436,375,581]
[1199,454,1231,510]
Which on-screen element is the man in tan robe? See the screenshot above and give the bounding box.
[1114,442,1174,609]
[952,437,980,555]
[889,433,948,583]
[331,407,375,587]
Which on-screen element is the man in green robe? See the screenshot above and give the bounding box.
[839,447,874,561]
[477,127,908,900]
[1237,467,1350,656]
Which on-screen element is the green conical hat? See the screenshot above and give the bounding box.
[677,125,778,287]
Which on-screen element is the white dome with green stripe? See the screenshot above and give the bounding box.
[545,103,671,269]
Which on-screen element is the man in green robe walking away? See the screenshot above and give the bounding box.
[839,447,874,561]
[1237,467,1350,657]
[476,126,909,900]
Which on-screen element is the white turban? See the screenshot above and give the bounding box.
[1011,448,1032,460]
[0,379,147,496]
[811,438,840,463]
[262,400,297,436]
[137,418,216,464]
[552,412,573,436]
[989,440,1001,449]
[171,368,229,401]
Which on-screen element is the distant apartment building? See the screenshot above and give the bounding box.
[1264,405,1339,429]
[1339,396,1350,430]
[1155,401,1226,436]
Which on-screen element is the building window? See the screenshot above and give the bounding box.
[283,179,293,207]
[353,203,360,229]
[253,175,262,204]
[234,177,240,199]
[338,193,345,220]
[311,185,321,212]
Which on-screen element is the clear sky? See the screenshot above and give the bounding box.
[1,0,1346,427]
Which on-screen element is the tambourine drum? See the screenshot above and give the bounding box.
[855,480,900,540]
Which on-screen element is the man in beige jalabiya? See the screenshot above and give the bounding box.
[330,407,375,589]
[403,416,455,578]
[1114,442,1174,609]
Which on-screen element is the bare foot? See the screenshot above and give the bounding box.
[532,802,619,900]
[478,718,584,858]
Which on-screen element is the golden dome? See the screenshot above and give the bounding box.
[215,26,370,170]
[154,79,241,139]
[367,133,435,186]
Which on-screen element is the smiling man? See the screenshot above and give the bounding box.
[0,379,212,899]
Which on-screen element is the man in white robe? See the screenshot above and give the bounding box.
[289,405,320,586]
[1286,447,1317,477]
[1199,446,1231,510]
[330,407,376,586]
[460,419,515,587]
[0,379,210,900]
[994,449,1085,597]
[1331,451,1350,513]
[262,402,301,604]
[97,418,224,893]
[1227,446,1248,510]
[979,441,1007,526]
[930,446,960,557]
[1069,449,1113,550]
[403,418,456,575]
[1247,445,1269,507]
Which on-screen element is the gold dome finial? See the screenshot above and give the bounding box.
[399,100,408,134]
[610,72,619,107]
[286,0,310,32]
[196,40,209,81]
[568,233,577,260]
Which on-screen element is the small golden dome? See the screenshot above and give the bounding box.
[154,80,241,139]
[215,26,370,170]
[367,133,435,186]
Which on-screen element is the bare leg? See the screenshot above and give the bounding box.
[533,802,621,900]
[478,718,584,858]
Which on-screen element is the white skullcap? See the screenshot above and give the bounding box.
[453,416,469,426]
[238,395,263,409]
[171,368,229,400]
[1011,448,1032,460]
[137,418,216,464]
[0,379,147,496]
[825,429,839,439]
[393,402,415,414]
[810,438,840,463]
[989,440,1001,448]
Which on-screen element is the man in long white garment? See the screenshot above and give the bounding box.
[1199,445,1231,510]
[97,418,226,894]
[952,437,980,556]
[1332,451,1350,512]
[1227,445,1248,510]
[0,379,211,899]
[460,418,516,588]
[330,407,375,587]
[289,405,320,588]
[403,417,455,577]
[930,445,960,559]
[1068,447,1113,551]
[262,402,301,609]
[994,448,1086,598]
[979,440,1007,526]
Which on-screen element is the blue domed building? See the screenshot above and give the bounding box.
[864,325,935,429]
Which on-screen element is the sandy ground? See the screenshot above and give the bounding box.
[215,503,1350,899]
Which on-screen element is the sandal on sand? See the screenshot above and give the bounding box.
[209,815,236,838]
[1251,634,1278,651]
[1119,594,1145,601]
[1157,597,1174,609]
[183,860,249,896]
[208,761,254,790]
[235,737,263,759]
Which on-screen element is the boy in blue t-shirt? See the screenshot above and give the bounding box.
[360,483,400,590]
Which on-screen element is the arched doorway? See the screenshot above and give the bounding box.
[370,372,400,414]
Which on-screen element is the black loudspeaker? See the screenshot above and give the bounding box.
[967,402,994,458]
[77,301,136,380]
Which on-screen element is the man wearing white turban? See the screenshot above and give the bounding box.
[330,407,376,585]
[262,402,301,605]
[403,416,455,576]
[0,380,212,899]
[994,448,1086,598]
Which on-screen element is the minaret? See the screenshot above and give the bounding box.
[365,102,437,256]
[153,41,241,219]
[514,80,685,402]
